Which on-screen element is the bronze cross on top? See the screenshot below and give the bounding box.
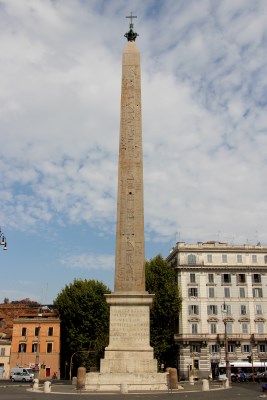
[126,12,137,25]
[124,12,138,41]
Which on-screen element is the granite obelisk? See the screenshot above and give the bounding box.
[86,16,167,391]
[114,16,145,293]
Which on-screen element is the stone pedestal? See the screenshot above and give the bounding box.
[85,293,168,391]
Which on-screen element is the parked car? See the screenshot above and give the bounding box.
[10,367,34,379]
[11,372,33,382]
[231,371,250,382]
[254,372,267,383]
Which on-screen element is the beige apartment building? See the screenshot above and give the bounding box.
[166,241,267,380]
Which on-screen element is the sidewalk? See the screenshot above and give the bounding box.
[29,380,227,395]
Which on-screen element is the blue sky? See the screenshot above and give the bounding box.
[1,0,267,303]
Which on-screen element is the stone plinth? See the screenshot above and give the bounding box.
[101,293,156,374]
[85,372,168,391]
[85,293,168,391]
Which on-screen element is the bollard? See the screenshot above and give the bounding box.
[44,381,51,393]
[120,383,128,393]
[72,377,77,386]
[77,367,86,391]
[166,368,178,389]
[223,377,229,388]
[32,379,39,391]
[189,375,194,385]
[202,379,209,391]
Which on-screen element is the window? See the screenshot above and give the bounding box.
[236,274,246,284]
[208,287,215,298]
[188,288,198,297]
[257,322,264,334]
[226,322,232,334]
[240,305,247,315]
[188,305,199,315]
[18,343,27,353]
[209,344,220,353]
[222,254,228,263]
[191,344,201,353]
[242,323,249,334]
[188,254,196,264]
[210,323,217,334]
[256,305,262,315]
[242,344,251,353]
[0,348,5,356]
[35,327,40,337]
[191,323,198,334]
[259,344,266,353]
[228,343,235,352]
[222,274,231,284]
[194,359,199,370]
[21,327,27,336]
[207,254,213,263]
[48,327,53,336]
[265,255,267,264]
[207,305,218,315]
[240,287,245,298]
[224,287,230,298]
[47,343,53,353]
[223,304,231,315]
[208,273,214,283]
[190,273,196,283]
[237,254,242,263]
[253,288,263,298]
[32,343,38,353]
[252,255,257,263]
[252,274,261,284]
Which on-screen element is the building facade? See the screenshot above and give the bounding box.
[166,241,267,381]
[10,314,60,379]
[0,337,11,379]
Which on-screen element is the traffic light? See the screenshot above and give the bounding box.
[247,355,252,363]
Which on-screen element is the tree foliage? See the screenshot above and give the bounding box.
[145,254,182,368]
[54,279,110,376]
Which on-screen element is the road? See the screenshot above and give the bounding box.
[0,381,265,400]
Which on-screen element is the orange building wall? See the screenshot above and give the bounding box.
[10,317,60,379]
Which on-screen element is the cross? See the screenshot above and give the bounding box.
[126,12,137,25]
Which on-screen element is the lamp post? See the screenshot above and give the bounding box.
[0,228,7,251]
[69,350,94,381]
[222,302,231,383]
[34,312,42,379]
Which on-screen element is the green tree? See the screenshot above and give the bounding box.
[54,279,110,378]
[145,254,182,369]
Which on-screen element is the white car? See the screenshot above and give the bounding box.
[11,372,33,382]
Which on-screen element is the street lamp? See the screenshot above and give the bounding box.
[221,301,231,383]
[0,228,7,251]
[69,350,94,381]
[34,312,42,379]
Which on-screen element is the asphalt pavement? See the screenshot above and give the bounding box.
[0,380,265,400]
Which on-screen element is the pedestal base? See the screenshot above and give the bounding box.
[85,372,168,391]
[85,293,168,391]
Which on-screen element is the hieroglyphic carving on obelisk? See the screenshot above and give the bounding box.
[114,13,145,292]
[86,17,168,389]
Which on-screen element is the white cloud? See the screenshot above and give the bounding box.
[60,253,114,271]
[0,0,267,300]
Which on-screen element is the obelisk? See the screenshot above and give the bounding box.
[114,14,145,293]
[86,16,167,391]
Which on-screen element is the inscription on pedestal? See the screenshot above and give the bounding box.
[109,306,149,346]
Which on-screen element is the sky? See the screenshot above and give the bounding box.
[0,0,267,303]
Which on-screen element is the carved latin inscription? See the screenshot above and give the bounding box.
[109,306,149,346]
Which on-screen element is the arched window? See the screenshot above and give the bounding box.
[188,254,196,264]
